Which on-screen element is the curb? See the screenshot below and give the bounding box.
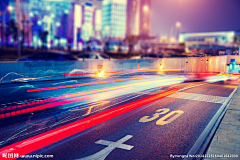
[184,85,238,160]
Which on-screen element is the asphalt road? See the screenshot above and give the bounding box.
[0,75,238,160]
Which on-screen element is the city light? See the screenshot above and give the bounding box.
[0,0,239,57]
[143,5,149,12]
[37,20,42,25]
[170,37,177,43]
[50,13,55,18]
[97,70,105,77]
[29,12,34,17]
[176,22,181,28]
[46,5,51,10]
[7,6,13,12]
[56,22,61,27]
[64,10,69,14]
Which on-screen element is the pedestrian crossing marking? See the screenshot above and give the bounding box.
[167,92,227,104]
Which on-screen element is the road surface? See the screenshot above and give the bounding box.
[0,75,238,160]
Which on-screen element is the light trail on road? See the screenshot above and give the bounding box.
[1,77,186,119]
[0,88,178,159]
[27,77,154,92]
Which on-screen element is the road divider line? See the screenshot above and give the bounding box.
[0,88,178,159]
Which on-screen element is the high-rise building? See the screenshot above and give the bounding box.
[102,0,127,39]
[1,0,103,49]
[127,0,151,37]
[126,0,140,36]
[71,1,102,49]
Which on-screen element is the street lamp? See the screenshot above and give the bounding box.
[169,22,181,44]
[176,22,181,28]
[176,22,181,41]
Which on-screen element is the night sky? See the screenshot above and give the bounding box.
[151,0,240,38]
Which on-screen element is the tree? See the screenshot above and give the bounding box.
[39,31,48,49]
[4,19,18,46]
[124,35,138,59]
[141,42,150,58]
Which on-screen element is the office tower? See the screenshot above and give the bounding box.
[127,0,151,37]
[102,0,127,38]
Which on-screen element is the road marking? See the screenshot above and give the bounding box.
[156,110,184,125]
[139,108,184,125]
[167,92,227,104]
[83,101,110,116]
[70,101,110,113]
[139,108,170,123]
[0,89,177,157]
[179,83,207,92]
[77,135,133,160]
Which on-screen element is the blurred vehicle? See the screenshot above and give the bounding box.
[84,39,103,52]
[130,54,163,60]
[140,42,153,54]
[17,50,78,61]
[77,52,112,60]
[106,41,128,53]
[133,43,141,53]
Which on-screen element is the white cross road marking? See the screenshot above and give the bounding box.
[95,140,133,150]
[77,135,134,160]
[167,92,227,104]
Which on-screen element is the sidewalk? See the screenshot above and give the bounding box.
[205,84,240,160]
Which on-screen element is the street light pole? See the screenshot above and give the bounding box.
[17,23,21,59]
[176,22,181,42]
[2,6,13,47]
[2,9,6,47]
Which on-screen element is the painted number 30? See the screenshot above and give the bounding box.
[139,108,184,125]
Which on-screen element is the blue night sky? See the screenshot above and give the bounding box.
[151,0,240,38]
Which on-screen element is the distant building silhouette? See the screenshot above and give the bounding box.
[127,0,151,37]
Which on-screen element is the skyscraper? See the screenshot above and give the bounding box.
[2,0,102,49]
[71,0,102,49]
[102,0,127,39]
[127,0,151,37]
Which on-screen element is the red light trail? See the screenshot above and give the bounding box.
[0,87,134,119]
[0,88,178,159]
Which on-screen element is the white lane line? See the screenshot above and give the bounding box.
[178,83,207,92]
[167,92,227,104]
[77,135,133,160]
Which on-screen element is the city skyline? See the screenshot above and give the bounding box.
[1,0,240,48]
